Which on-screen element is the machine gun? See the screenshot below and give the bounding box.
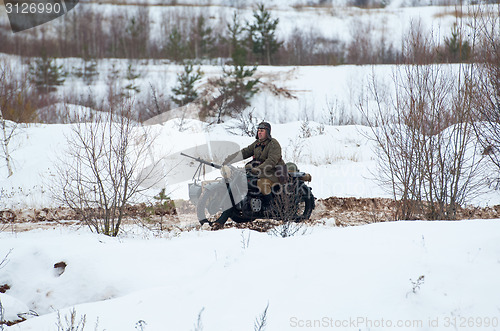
[180,152,222,170]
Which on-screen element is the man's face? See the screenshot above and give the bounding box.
[257,128,267,140]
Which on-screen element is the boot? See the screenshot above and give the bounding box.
[261,193,273,214]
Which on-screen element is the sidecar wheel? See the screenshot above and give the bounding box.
[197,191,230,226]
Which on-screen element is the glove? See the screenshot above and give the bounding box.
[250,167,260,175]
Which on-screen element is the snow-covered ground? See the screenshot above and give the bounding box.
[1,0,499,328]
[2,219,500,330]
[1,111,500,329]
[3,60,499,209]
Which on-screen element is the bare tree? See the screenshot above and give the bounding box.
[0,59,33,177]
[54,101,164,236]
[0,110,16,178]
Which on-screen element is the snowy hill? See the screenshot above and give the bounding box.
[2,219,500,330]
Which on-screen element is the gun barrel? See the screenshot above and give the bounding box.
[180,152,221,169]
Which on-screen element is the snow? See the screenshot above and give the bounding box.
[1,220,500,330]
[1,0,500,328]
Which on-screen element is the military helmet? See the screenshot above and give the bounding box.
[256,121,272,139]
[286,162,299,173]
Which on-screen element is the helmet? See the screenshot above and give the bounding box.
[256,121,272,139]
[286,162,298,173]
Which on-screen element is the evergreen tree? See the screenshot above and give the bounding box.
[125,7,150,58]
[124,62,141,96]
[444,24,471,62]
[221,64,259,106]
[227,12,248,66]
[106,63,123,112]
[171,62,203,107]
[29,52,66,93]
[165,28,186,62]
[189,15,215,59]
[248,4,282,65]
[201,63,259,122]
[73,58,98,85]
[200,11,260,122]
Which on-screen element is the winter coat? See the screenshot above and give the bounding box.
[226,137,285,183]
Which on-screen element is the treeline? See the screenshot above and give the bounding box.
[0,2,495,125]
[0,3,476,66]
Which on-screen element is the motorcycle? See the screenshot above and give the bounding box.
[181,153,315,226]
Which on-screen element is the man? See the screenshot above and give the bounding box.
[224,121,285,209]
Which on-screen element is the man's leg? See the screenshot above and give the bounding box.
[257,178,273,210]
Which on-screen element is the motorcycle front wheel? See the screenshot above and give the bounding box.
[196,191,230,225]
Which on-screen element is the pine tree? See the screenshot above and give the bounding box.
[171,62,203,107]
[201,63,259,122]
[200,11,260,122]
[165,28,186,62]
[444,24,471,62]
[221,64,259,105]
[189,15,215,59]
[227,12,248,66]
[73,58,98,85]
[124,62,141,96]
[125,7,150,58]
[29,52,66,94]
[248,4,282,65]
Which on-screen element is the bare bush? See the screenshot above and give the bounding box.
[346,18,398,65]
[268,183,307,237]
[284,136,306,164]
[0,59,38,123]
[347,18,375,65]
[0,59,37,177]
[359,24,485,220]
[54,101,164,236]
[0,250,12,270]
[55,308,102,331]
[254,303,269,331]
[322,97,361,126]
[137,83,173,122]
[192,308,204,331]
[471,3,500,186]
[278,28,343,65]
[226,108,261,136]
[56,309,86,331]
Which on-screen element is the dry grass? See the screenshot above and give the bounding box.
[80,0,225,7]
[4,197,500,232]
[292,3,333,11]
[433,5,497,19]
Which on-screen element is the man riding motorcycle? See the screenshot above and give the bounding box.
[224,121,285,211]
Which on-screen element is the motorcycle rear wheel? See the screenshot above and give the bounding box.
[293,185,315,221]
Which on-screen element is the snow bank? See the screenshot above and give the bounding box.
[1,219,500,330]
